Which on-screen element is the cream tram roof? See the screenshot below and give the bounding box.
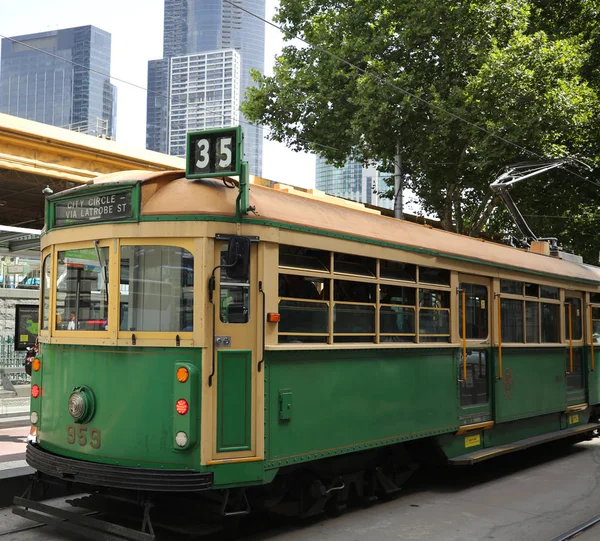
[92,170,600,285]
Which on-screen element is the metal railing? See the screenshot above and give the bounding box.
[0,337,29,391]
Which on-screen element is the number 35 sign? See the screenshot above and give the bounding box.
[186,126,243,178]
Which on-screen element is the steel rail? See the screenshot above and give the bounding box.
[549,513,600,541]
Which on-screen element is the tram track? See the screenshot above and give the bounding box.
[550,513,600,541]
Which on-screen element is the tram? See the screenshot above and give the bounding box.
[14,127,600,538]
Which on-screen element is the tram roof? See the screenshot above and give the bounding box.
[92,170,600,286]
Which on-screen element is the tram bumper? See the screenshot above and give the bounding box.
[25,443,213,492]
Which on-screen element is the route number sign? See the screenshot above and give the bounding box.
[186,127,242,179]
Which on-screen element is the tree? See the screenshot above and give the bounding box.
[242,0,600,260]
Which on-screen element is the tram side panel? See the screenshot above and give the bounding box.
[264,347,459,468]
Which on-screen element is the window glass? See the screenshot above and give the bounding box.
[41,255,51,330]
[524,283,539,297]
[380,285,416,306]
[380,260,416,282]
[501,298,523,342]
[120,245,194,331]
[279,274,324,300]
[334,280,375,303]
[334,253,375,277]
[564,297,582,341]
[278,300,328,334]
[460,350,488,406]
[334,304,375,334]
[380,307,415,336]
[526,301,539,342]
[56,247,109,331]
[540,286,559,300]
[458,283,488,340]
[219,245,247,324]
[279,245,329,272]
[541,303,561,343]
[501,280,522,295]
[419,267,450,286]
[419,289,450,340]
[590,293,600,304]
[593,306,600,343]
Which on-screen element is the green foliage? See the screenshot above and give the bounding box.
[242,0,600,263]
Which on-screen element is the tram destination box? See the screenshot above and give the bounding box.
[51,187,134,228]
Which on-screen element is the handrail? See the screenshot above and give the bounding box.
[496,293,503,380]
[590,306,595,372]
[567,303,573,374]
[461,289,467,382]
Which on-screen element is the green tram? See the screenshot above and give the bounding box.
[15,128,600,537]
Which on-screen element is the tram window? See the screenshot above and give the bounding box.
[460,350,488,407]
[120,245,194,332]
[500,298,524,342]
[41,255,50,330]
[419,267,450,286]
[334,253,375,277]
[458,283,488,340]
[380,306,415,337]
[56,247,109,331]
[380,260,416,282]
[279,274,323,300]
[541,286,559,300]
[591,293,600,304]
[541,303,561,343]
[564,297,582,341]
[592,307,600,342]
[278,300,328,334]
[279,245,329,272]
[524,283,539,297]
[334,280,375,303]
[220,246,248,324]
[500,280,522,295]
[333,304,375,334]
[380,285,416,306]
[419,289,450,341]
[526,301,539,342]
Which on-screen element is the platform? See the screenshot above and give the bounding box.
[0,424,34,506]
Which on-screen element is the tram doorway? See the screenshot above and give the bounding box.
[457,275,492,426]
[210,239,261,461]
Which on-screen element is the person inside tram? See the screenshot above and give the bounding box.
[67,311,76,330]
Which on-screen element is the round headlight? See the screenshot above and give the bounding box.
[30,411,38,424]
[175,431,188,447]
[68,392,86,420]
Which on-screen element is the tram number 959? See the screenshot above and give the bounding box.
[66,424,101,449]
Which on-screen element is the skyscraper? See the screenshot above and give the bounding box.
[0,26,117,139]
[315,157,394,210]
[147,0,265,176]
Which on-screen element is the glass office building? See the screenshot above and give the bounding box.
[147,0,265,176]
[315,157,394,210]
[0,26,117,139]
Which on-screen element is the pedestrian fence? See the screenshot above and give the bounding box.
[0,336,29,392]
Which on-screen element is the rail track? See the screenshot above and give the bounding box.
[550,513,600,541]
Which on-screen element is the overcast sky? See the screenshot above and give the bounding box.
[0,0,316,188]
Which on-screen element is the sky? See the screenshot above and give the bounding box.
[0,0,316,188]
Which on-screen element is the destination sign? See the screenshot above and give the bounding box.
[53,190,133,227]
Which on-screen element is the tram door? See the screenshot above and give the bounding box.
[457,275,492,425]
[564,291,585,406]
[211,240,261,460]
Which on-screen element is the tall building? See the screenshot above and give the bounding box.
[0,26,117,139]
[147,0,265,175]
[168,50,241,157]
[315,157,394,210]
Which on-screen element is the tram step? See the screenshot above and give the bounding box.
[449,422,600,466]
